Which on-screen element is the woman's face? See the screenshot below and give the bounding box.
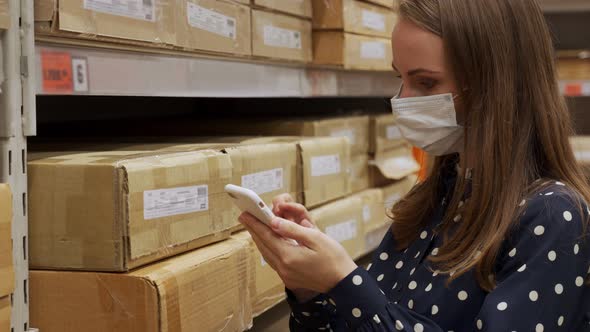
[391,18,464,122]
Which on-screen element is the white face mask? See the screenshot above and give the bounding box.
[390,87,464,156]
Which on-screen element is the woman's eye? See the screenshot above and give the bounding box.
[419,78,437,90]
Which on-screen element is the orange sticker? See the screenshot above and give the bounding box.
[41,51,73,94]
[564,83,582,97]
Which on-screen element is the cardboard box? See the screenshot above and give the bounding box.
[193,116,370,155]
[0,0,9,29]
[176,0,252,56]
[352,188,386,231]
[310,195,364,260]
[0,296,9,332]
[34,0,175,44]
[363,222,390,254]
[232,231,285,317]
[571,136,590,176]
[30,239,253,332]
[314,32,392,70]
[380,175,416,212]
[252,9,312,62]
[350,154,370,193]
[252,0,312,18]
[0,185,13,298]
[370,114,405,153]
[28,150,234,271]
[363,0,396,8]
[244,136,352,208]
[558,58,590,80]
[370,145,419,187]
[313,0,396,38]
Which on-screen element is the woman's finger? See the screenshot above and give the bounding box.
[272,193,295,215]
[246,225,281,272]
[239,212,289,256]
[276,202,312,223]
[270,217,319,249]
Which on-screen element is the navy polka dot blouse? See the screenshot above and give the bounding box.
[287,169,590,331]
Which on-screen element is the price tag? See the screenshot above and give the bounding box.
[41,51,73,94]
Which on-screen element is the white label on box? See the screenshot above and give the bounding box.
[187,2,236,39]
[263,25,302,49]
[242,168,284,195]
[386,125,402,140]
[363,205,371,223]
[385,193,402,207]
[311,154,341,177]
[362,10,385,31]
[84,0,155,22]
[330,129,356,144]
[360,41,386,59]
[144,185,208,220]
[326,220,358,243]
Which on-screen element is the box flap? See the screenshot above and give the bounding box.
[371,145,419,180]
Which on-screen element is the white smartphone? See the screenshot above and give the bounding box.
[225,184,275,227]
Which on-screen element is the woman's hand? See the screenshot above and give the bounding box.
[238,209,358,297]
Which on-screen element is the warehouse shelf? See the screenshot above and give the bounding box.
[560,80,590,97]
[35,41,399,98]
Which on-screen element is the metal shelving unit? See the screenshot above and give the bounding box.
[1,0,36,329]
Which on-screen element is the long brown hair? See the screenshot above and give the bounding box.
[391,0,590,291]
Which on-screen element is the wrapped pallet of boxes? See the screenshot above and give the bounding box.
[245,136,352,209]
[251,0,312,18]
[232,231,286,317]
[310,195,365,260]
[30,238,253,332]
[28,150,234,271]
[252,9,312,62]
[34,0,175,46]
[175,0,252,56]
[312,0,396,70]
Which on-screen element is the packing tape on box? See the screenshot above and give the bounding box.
[158,267,183,332]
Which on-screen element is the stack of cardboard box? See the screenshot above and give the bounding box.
[27,115,418,330]
[0,185,13,331]
[33,0,313,63]
[312,0,397,70]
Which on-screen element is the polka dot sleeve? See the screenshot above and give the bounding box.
[326,267,445,331]
[286,290,337,331]
[474,192,590,331]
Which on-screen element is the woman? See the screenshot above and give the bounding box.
[238,0,590,330]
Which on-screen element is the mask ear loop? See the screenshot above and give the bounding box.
[394,83,404,99]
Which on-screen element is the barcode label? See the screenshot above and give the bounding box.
[144,185,208,220]
[330,129,356,144]
[311,154,341,177]
[325,220,358,243]
[362,10,385,31]
[187,2,237,39]
[84,0,155,22]
[360,41,386,59]
[263,25,301,49]
[242,168,284,195]
[386,125,402,140]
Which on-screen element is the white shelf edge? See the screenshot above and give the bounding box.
[35,42,399,98]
